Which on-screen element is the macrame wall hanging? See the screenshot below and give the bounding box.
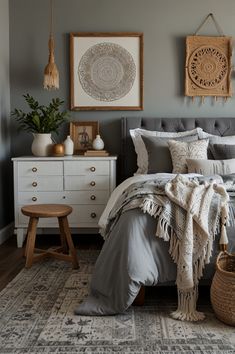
[185,13,232,103]
[43,0,59,90]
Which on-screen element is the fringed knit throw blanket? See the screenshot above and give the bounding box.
[101,174,229,322]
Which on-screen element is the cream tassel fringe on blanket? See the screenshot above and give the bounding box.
[141,175,229,322]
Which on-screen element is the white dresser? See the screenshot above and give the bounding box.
[12,156,117,247]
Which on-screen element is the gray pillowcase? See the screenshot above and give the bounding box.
[208,136,235,158]
[210,144,235,160]
[142,134,199,173]
[187,158,235,176]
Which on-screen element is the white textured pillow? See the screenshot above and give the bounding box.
[198,130,235,143]
[156,127,203,138]
[168,139,209,173]
[198,131,214,139]
[130,129,157,174]
[130,128,202,174]
[209,135,235,145]
[187,158,235,176]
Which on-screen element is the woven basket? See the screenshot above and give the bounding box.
[210,252,235,326]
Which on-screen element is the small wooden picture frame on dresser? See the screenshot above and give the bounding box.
[70,121,99,155]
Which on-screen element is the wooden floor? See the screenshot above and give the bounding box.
[0,233,103,292]
[0,233,210,304]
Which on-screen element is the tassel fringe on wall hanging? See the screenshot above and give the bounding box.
[43,0,59,90]
[185,13,232,103]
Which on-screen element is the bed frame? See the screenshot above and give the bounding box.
[121,117,235,180]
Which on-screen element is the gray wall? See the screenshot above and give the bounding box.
[10,0,235,155]
[0,0,12,230]
[9,0,235,156]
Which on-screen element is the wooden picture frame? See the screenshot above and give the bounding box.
[70,32,143,111]
[70,121,99,154]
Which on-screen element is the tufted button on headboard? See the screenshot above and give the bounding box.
[121,117,235,180]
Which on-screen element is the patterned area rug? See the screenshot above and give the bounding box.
[0,251,234,354]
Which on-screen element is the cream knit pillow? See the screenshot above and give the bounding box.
[168,139,209,173]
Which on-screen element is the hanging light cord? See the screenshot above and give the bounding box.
[50,0,53,37]
[48,0,55,60]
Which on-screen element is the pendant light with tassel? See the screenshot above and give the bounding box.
[43,0,59,90]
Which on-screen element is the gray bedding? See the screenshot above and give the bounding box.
[83,115,235,317]
[75,203,235,316]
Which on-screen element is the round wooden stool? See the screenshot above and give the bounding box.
[21,204,79,269]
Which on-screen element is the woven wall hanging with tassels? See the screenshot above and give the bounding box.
[185,13,232,102]
[43,0,59,90]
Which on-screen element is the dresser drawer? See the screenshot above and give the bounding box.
[64,191,109,204]
[18,161,63,176]
[65,176,109,191]
[18,190,109,205]
[18,192,66,204]
[64,160,109,175]
[69,205,105,224]
[19,211,58,226]
[18,204,105,226]
[18,176,63,192]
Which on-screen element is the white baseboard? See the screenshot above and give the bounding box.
[0,222,14,245]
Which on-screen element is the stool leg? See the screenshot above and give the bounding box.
[25,217,38,268]
[58,219,68,254]
[24,231,29,257]
[58,216,79,269]
[24,219,33,258]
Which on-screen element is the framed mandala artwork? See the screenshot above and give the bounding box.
[70,32,143,110]
[185,35,232,99]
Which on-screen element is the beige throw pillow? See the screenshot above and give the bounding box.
[187,158,235,176]
[168,139,209,173]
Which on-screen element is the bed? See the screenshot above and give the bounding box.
[75,117,235,319]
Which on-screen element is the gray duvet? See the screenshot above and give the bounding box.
[75,207,235,316]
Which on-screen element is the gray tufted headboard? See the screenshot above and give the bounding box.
[121,117,235,180]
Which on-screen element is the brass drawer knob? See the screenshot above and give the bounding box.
[90,181,96,187]
[90,195,96,200]
[90,212,97,218]
[32,197,37,202]
[90,166,96,172]
[32,167,37,172]
[32,182,37,187]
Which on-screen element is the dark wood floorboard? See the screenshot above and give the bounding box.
[0,233,103,292]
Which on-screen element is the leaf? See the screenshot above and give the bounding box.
[11,94,69,134]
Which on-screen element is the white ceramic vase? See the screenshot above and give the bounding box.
[31,133,53,157]
[64,135,74,155]
[92,135,104,150]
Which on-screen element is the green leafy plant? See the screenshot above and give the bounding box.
[11,94,69,134]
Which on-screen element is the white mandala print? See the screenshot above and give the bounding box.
[78,42,136,102]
